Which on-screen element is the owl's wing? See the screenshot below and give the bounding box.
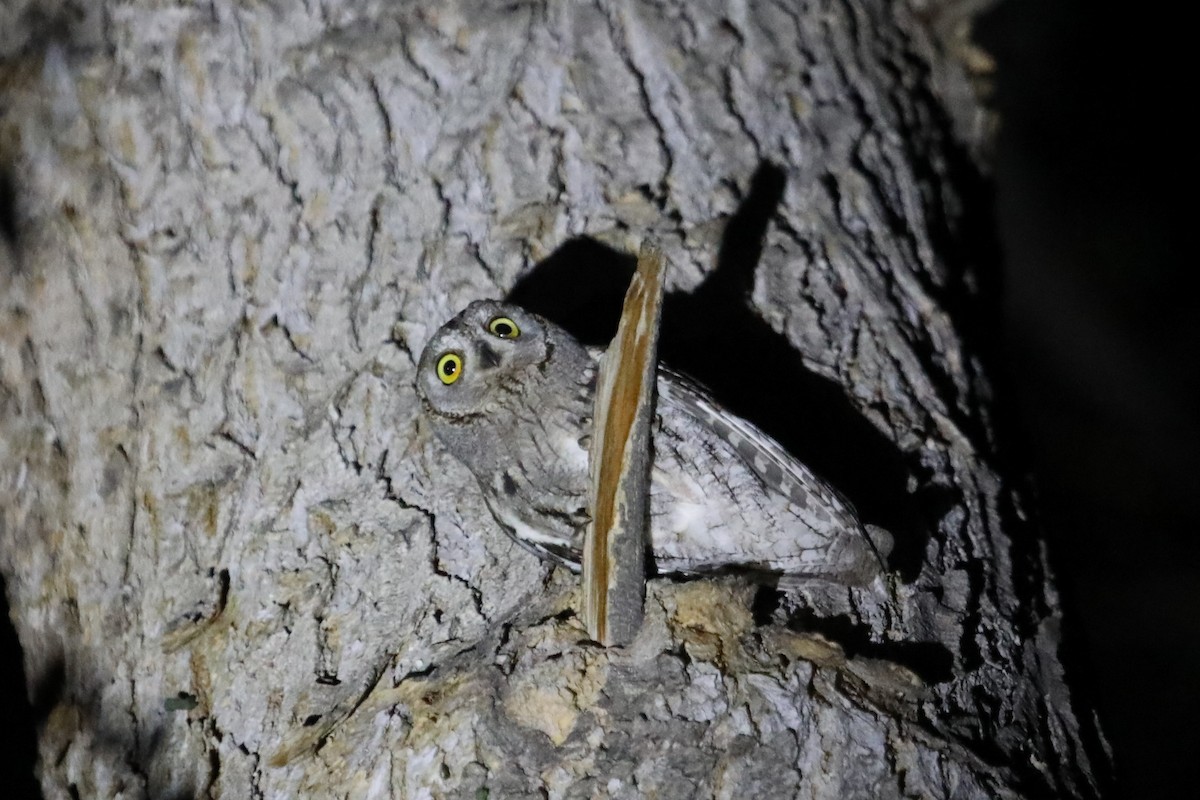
[654,367,892,578]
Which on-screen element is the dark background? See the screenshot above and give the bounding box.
[2,1,1194,796]
[977,1,1196,797]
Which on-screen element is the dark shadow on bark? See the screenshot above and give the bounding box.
[0,166,17,250]
[0,614,205,800]
[749,582,954,683]
[506,237,635,347]
[0,574,46,800]
[29,651,65,724]
[508,162,927,579]
[783,603,954,684]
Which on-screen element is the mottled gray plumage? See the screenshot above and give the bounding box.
[416,300,892,585]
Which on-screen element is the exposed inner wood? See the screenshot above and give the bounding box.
[584,244,664,645]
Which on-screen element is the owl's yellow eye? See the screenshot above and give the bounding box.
[487,316,520,339]
[436,352,463,385]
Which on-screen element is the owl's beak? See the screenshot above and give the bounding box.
[475,340,502,369]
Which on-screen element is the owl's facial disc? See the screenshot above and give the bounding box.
[416,300,548,417]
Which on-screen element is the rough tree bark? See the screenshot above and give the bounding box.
[1,1,1109,798]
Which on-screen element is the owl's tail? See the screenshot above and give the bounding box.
[837,524,893,585]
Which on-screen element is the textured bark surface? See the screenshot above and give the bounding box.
[0,1,1108,798]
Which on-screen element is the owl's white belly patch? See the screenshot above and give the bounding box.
[552,430,589,473]
[494,506,562,547]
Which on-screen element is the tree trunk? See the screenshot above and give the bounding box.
[0,1,1109,798]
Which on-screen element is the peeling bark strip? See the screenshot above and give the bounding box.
[583,242,664,646]
[0,1,1109,797]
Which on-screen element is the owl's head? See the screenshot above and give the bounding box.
[416,300,553,418]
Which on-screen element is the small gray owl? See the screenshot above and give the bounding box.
[416,300,892,585]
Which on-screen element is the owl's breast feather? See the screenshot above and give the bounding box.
[550,429,589,475]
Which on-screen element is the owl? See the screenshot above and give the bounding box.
[415,300,892,586]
